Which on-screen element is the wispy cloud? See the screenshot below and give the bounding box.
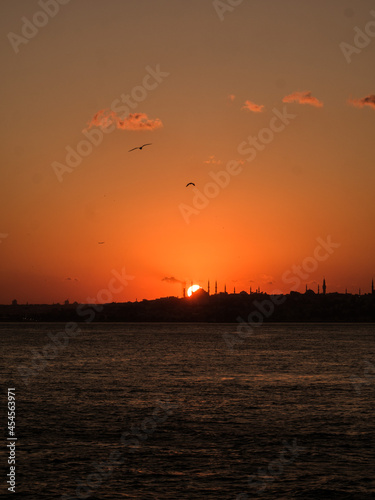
[348,94,375,111]
[260,274,274,284]
[87,110,163,131]
[162,277,184,284]
[204,155,222,165]
[282,91,323,107]
[242,100,264,113]
[228,94,236,102]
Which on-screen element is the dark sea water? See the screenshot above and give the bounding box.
[1,322,375,499]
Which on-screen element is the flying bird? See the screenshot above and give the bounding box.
[128,143,152,152]
[186,182,195,187]
[98,242,105,244]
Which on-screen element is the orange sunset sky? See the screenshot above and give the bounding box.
[0,0,374,304]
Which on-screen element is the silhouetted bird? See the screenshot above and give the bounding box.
[98,242,105,244]
[128,143,152,152]
[186,182,195,187]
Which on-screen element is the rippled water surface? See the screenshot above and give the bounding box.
[1,322,375,499]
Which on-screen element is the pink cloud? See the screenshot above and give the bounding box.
[87,110,163,131]
[348,94,375,111]
[282,91,323,107]
[242,100,264,113]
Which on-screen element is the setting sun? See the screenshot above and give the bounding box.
[187,285,201,297]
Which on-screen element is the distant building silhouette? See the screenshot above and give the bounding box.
[12,299,17,306]
[168,273,373,301]
[2,291,374,322]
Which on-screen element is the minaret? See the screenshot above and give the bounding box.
[305,284,308,293]
[234,286,236,294]
[215,281,217,294]
[323,278,326,295]
[372,279,374,295]
[224,284,227,293]
[207,280,210,295]
[183,287,186,298]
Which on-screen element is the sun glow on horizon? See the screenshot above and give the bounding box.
[187,285,201,297]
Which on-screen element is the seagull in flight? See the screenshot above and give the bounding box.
[98,242,105,244]
[128,143,152,152]
[186,182,195,187]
